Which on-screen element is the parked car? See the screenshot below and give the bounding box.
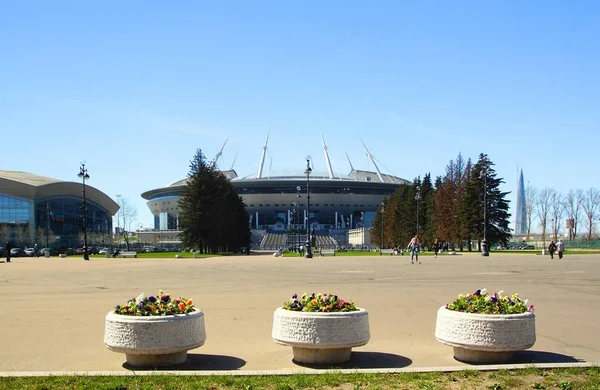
[98,248,110,255]
[39,248,58,256]
[24,247,36,256]
[88,247,99,255]
[10,247,26,257]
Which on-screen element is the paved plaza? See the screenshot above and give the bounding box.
[1,252,599,372]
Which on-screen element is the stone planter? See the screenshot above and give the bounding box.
[435,306,535,363]
[104,308,206,367]
[272,307,370,364]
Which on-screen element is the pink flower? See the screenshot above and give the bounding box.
[528,304,535,312]
[338,300,346,308]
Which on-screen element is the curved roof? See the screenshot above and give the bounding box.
[0,170,119,215]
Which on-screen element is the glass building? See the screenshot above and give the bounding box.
[0,170,119,250]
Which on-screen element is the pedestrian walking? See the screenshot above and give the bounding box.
[34,243,39,258]
[407,235,421,264]
[557,240,565,259]
[433,239,439,258]
[5,241,13,262]
[548,240,557,259]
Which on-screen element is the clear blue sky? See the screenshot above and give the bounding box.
[1,1,598,229]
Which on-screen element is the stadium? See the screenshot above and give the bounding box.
[140,136,410,250]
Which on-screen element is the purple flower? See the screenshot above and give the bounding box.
[491,296,497,302]
[148,296,157,303]
[161,295,170,302]
[474,289,481,296]
[137,302,145,310]
[292,294,297,299]
[114,305,121,313]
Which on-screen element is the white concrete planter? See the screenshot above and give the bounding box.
[104,308,206,367]
[272,307,370,364]
[435,306,535,363]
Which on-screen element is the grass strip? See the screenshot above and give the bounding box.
[1,367,598,389]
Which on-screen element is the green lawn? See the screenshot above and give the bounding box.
[1,367,598,389]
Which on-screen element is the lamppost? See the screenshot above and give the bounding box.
[415,185,421,236]
[45,202,53,249]
[380,201,385,254]
[304,158,313,258]
[481,163,489,257]
[551,218,555,241]
[78,163,90,260]
[296,186,301,254]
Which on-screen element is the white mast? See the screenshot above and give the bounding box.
[359,136,385,183]
[345,150,355,172]
[321,133,334,179]
[212,135,229,166]
[257,132,269,178]
[230,150,239,170]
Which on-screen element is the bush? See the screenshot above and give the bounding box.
[446,289,534,314]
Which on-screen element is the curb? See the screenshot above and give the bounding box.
[0,362,597,377]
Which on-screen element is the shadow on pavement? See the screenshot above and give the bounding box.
[123,354,246,371]
[512,350,583,364]
[293,351,412,369]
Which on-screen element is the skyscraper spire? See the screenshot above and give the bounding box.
[515,169,527,235]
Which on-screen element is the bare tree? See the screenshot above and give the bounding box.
[535,188,552,247]
[550,191,566,241]
[115,196,138,250]
[0,224,11,245]
[566,189,584,240]
[525,184,537,242]
[14,225,28,247]
[581,187,600,240]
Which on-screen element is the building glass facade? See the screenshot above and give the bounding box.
[34,197,113,249]
[0,194,35,246]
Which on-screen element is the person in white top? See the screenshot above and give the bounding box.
[556,240,565,259]
[407,235,421,264]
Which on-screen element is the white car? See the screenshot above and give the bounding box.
[99,248,110,254]
[24,248,36,256]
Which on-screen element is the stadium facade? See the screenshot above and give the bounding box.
[0,170,119,250]
[140,136,410,248]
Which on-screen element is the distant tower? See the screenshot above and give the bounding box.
[515,169,527,235]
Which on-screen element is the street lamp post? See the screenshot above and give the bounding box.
[380,201,385,255]
[296,186,301,255]
[415,185,421,236]
[78,163,91,261]
[304,158,313,258]
[45,202,53,249]
[481,163,489,257]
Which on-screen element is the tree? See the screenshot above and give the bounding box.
[566,189,584,240]
[179,149,250,253]
[549,190,566,241]
[525,184,537,242]
[535,188,552,247]
[461,154,512,250]
[115,196,138,250]
[581,187,600,240]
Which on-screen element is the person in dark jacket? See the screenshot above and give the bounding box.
[548,240,557,259]
[5,241,13,262]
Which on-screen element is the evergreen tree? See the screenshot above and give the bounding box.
[178,149,250,253]
[461,154,512,249]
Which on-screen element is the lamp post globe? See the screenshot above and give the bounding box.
[77,163,91,261]
[304,159,313,258]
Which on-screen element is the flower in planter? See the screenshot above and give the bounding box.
[283,292,358,312]
[445,288,534,315]
[114,290,195,316]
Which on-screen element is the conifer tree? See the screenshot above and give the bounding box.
[178,149,250,253]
